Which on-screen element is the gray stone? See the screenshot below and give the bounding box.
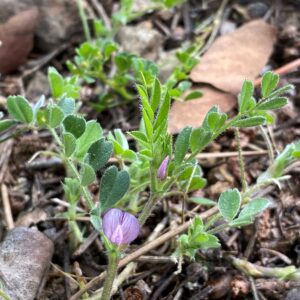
[116,22,164,61]
[0,0,81,52]
[0,227,54,300]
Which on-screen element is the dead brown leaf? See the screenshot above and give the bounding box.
[0,7,40,74]
[190,19,277,94]
[169,87,236,134]
[168,19,277,133]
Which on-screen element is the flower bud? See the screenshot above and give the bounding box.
[102,208,140,246]
[157,155,169,180]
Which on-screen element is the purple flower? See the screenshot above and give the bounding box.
[157,155,169,180]
[102,208,140,246]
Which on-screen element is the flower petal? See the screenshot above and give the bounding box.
[102,208,123,240]
[119,211,140,244]
[157,155,169,180]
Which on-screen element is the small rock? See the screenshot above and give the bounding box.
[0,227,54,300]
[0,8,39,74]
[157,49,178,82]
[0,0,81,52]
[116,22,164,61]
[26,71,50,101]
[247,2,269,19]
[285,288,300,300]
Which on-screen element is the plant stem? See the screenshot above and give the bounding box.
[66,158,94,210]
[76,0,91,42]
[138,195,158,226]
[0,289,10,300]
[235,127,247,193]
[100,251,119,300]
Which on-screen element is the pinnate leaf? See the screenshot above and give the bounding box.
[256,97,288,110]
[261,71,279,98]
[63,132,76,157]
[218,188,241,221]
[63,115,86,138]
[100,166,130,211]
[87,139,113,171]
[7,96,33,124]
[80,163,96,186]
[239,80,254,113]
[174,126,192,163]
[75,120,103,159]
[233,116,266,128]
[239,198,270,219]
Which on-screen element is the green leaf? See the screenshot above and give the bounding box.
[0,119,16,132]
[229,217,252,227]
[174,126,192,163]
[58,98,75,115]
[207,112,221,131]
[87,139,113,171]
[7,96,33,124]
[188,176,206,192]
[100,166,130,211]
[239,80,254,113]
[184,90,203,101]
[47,105,64,128]
[80,163,96,186]
[154,92,171,130]
[150,78,161,112]
[142,108,153,140]
[114,129,128,150]
[63,115,86,138]
[63,132,76,157]
[261,71,279,97]
[189,197,216,206]
[190,127,212,153]
[268,84,294,99]
[128,131,149,148]
[48,67,64,98]
[256,97,288,110]
[239,198,270,219]
[122,149,137,161]
[218,188,241,221]
[75,121,103,159]
[137,85,154,121]
[197,233,220,249]
[233,116,266,128]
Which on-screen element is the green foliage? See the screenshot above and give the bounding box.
[87,139,113,171]
[218,189,241,221]
[99,166,130,212]
[80,163,96,186]
[177,216,220,259]
[174,126,192,163]
[7,96,33,124]
[239,80,254,113]
[258,141,300,182]
[48,67,80,100]
[261,71,279,98]
[63,115,86,138]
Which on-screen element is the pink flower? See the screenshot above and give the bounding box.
[102,208,140,245]
[157,155,169,180]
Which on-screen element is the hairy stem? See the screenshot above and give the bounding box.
[235,127,247,192]
[100,251,119,300]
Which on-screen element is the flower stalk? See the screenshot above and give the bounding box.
[100,251,119,300]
